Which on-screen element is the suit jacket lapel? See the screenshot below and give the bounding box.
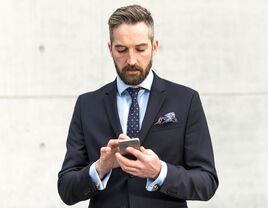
[103,81,123,137]
[139,74,166,144]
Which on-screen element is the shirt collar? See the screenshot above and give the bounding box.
[116,70,154,95]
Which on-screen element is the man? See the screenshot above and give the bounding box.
[58,5,218,208]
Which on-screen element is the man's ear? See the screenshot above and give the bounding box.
[152,40,158,56]
[108,42,112,55]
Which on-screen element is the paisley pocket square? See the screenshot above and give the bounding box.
[154,112,178,125]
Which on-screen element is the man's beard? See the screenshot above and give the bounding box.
[114,59,152,85]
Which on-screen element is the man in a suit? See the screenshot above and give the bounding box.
[58,4,218,208]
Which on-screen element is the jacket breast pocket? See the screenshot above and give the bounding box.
[150,120,183,132]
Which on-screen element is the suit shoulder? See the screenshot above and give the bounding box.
[162,78,198,96]
[77,81,115,102]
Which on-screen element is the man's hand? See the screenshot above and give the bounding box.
[115,146,161,179]
[95,134,130,179]
[95,139,119,179]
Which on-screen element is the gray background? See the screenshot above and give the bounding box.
[0,0,267,207]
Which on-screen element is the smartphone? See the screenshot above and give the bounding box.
[118,138,140,160]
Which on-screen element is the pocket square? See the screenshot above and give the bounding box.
[154,112,178,125]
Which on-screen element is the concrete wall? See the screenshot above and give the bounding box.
[0,0,267,207]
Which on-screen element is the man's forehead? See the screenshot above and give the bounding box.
[113,22,149,33]
[112,22,151,42]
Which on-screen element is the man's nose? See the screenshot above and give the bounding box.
[127,50,137,66]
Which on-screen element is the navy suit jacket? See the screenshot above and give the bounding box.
[58,73,218,208]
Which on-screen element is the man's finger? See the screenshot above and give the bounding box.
[107,139,119,148]
[126,147,143,160]
[115,152,128,163]
[100,147,112,158]
[140,146,154,155]
[118,134,130,141]
[140,146,146,153]
[100,146,111,153]
[115,152,135,166]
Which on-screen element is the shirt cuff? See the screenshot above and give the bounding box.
[146,161,167,191]
[89,161,112,190]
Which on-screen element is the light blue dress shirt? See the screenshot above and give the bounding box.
[89,70,167,191]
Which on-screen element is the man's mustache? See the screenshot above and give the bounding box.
[123,65,143,72]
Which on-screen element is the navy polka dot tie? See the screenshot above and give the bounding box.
[126,87,141,138]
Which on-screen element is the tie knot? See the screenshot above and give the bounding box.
[126,87,141,100]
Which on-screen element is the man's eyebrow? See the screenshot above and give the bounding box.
[114,43,149,48]
[136,43,148,47]
[114,45,126,48]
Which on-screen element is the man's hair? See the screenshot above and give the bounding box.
[108,5,154,43]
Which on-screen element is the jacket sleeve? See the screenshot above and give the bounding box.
[159,91,219,200]
[57,96,98,205]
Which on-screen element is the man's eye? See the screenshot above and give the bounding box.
[117,49,127,53]
[136,48,145,52]
[116,47,127,53]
